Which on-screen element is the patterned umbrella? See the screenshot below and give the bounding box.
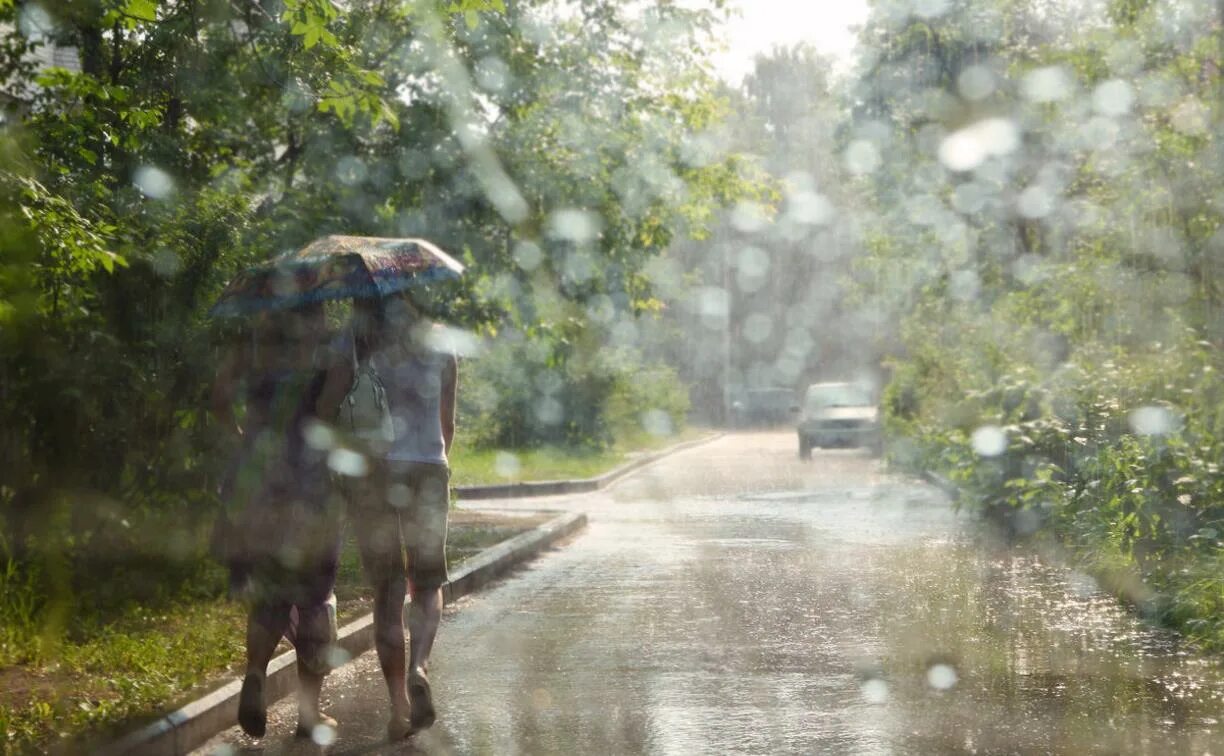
[209,235,465,317]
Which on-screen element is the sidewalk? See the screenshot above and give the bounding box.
[100,432,722,755]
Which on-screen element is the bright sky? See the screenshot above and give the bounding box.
[710,0,870,84]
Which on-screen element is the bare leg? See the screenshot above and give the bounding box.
[240,605,289,737]
[407,586,442,730]
[407,586,442,672]
[373,573,412,734]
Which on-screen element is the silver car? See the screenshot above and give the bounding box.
[797,382,881,459]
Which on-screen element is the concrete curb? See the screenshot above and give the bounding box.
[919,470,960,502]
[96,511,587,756]
[454,432,724,500]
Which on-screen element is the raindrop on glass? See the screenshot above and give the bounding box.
[514,241,544,271]
[912,0,950,18]
[971,425,1007,457]
[311,723,337,746]
[335,156,368,186]
[1092,79,1134,117]
[494,451,521,479]
[535,396,563,426]
[642,409,673,437]
[303,420,337,451]
[328,448,369,478]
[861,678,889,704]
[743,313,773,344]
[730,201,769,233]
[547,208,602,243]
[927,664,958,691]
[1017,186,1054,219]
[325,646,352,668]
[1129,406,1176,436]
[1022,66,1072,103]
[844,140,881,175]
[388,483,410,509]
[133,166,174,199]
[957,65,996,101]
[18,4,55,41]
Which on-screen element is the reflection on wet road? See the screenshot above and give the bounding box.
[200,432,1224,755]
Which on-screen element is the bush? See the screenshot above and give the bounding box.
[458,329,689,451]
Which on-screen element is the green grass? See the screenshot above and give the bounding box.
[449,427,711,487]
[0,514,540,754]
[0,429,712,752]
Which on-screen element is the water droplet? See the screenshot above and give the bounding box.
[388,483,410,509]
[939,118,1018,172]
[844,140,881,175]
[912,0,950,18]
[787,191,834,226]
[1170,98,1208,136]
[303,420,337,451]
[1068,571,1098,598]
[335,156,368,185]
[494,451,521,479]
[328,448,369,478]
[151,248,182,277]
[475,55,510,92]
[1092,79,1134,117]
[695,286,730,328]
[743,312,773,344]
[547,208,602,243]
[562,250,596,283]
[642,409,673,437]
[325,646,351,668]
[730,201,770,233]
[1022,66,1072,103]
[736,247,771,293]
[927,663,958,690]
[861,678,889,704]
[531,687,552,709]
[514,240,544,271]
[18,4,55,42]
[611,319,639,347]
[1017,186,1054,219]
[133,166,174,199]
[1129,406,1177,436]
[958,65,996,101]
[311,723,337,746]
[971,425,1007,457]
[949,270,980,302]
[534,396,563,425]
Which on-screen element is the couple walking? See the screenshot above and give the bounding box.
[211,294,456,742]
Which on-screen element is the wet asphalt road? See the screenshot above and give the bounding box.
[199,432,1224,755]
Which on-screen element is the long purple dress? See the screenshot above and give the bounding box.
[224,366,342,672]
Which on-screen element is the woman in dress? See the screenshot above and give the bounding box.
[210,302,347,739]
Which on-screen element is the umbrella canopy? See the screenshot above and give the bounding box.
[209,235,465,317]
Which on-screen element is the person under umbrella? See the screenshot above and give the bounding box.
[209,303,347,740]
[210,232,462,738]
[317,293,458,740]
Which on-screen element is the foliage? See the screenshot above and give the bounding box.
[848,0,1224,648]
[458,326,689,450]
[0,0,754,746]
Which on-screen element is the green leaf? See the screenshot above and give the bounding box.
[124,0,157,22]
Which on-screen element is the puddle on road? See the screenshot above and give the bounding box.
[708,490,1224,753]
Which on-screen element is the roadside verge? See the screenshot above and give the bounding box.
[98,432,722,755]
[454,432,723,500]
[96,511,586,756]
